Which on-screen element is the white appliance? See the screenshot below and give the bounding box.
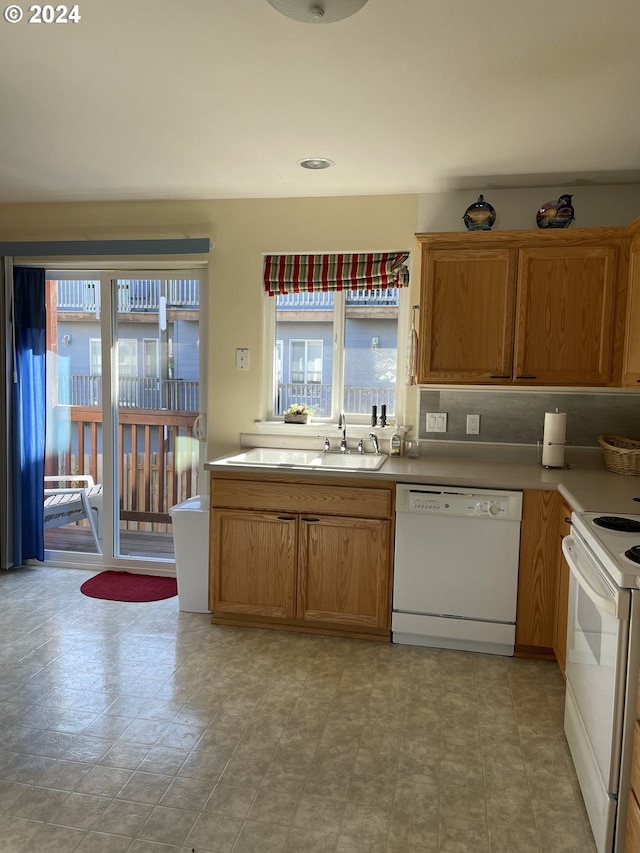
[392,484,522,655]
[562,512,640,853]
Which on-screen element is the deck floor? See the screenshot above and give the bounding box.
[44,525,175,560]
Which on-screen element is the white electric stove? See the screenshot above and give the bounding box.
[563,510,640,853]
[572,512,640,588]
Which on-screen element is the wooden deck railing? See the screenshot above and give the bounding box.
[45,407,200,532]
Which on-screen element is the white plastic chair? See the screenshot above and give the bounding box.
[44,475,103,553]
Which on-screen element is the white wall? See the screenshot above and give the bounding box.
[2,186,638,460]
[0,195,419,458]
[418,184,640,232]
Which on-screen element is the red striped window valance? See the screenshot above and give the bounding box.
[263,251,409,296]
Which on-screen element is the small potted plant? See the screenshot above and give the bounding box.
[283,404,312,424]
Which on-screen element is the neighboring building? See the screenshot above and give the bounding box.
[52,277,200,412]
[275,288,400,417]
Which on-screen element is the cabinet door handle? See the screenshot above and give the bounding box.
[301,517,320,523]
[515,375,537,380]
[277,516,296,521]
[490,374,510,379]
[564,517,572,524]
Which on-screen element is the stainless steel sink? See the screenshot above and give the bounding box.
[223,447,387,471]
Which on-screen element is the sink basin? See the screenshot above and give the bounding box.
[223,447,387,472]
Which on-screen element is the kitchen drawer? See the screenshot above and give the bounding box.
[211,477,393,519]
[632,721,640,797]
[625,788,640,853]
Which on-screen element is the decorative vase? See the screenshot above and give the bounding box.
[463,194,496,231]
[536,194,575,229]
[284,414,308,424]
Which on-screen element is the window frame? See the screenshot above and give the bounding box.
[264,288,408,425]
[116,339,138,377]
[142,338,160,378]
[89,337,102,375]
[288,338,323,384]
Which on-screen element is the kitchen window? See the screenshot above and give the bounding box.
[264,252,409,421]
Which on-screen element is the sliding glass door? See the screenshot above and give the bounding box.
[44,269,205,568]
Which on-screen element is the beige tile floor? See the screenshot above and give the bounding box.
[0,565,597,853]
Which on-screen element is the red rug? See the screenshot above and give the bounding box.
[80,571,177,602]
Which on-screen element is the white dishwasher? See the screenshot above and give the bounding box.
[392,483,523,656]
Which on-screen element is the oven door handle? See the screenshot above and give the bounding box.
[562,536,618,617]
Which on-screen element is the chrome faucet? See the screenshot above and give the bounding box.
[323,437,331,453]
[338,412,348,452]
[358,433,380,455]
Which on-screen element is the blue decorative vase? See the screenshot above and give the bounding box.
[536,194,575,229]
[463,195,496,231]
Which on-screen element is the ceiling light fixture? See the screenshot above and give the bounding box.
[299,158,335,170]
[266,0,369,24]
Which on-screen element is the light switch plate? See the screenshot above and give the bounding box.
[236,348,249,370]
[426,412,448,433]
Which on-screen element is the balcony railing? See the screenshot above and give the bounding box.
[276,288,399,310]
[55,279,200,312]
[59,376,200,411]
[60,375,391,419]
[277,383,395,417]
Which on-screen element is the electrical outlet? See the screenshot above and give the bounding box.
[236,348,249,370]
[466,414,480,435]
[426,412,448,433]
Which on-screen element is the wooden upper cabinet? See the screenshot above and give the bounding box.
[419,248,517,382]
[623,220,640,386]
[416,228,627,387]
[514,246,617,385]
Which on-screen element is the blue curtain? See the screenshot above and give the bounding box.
[12,267,46,564]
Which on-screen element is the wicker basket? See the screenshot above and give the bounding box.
[597,434,640,475]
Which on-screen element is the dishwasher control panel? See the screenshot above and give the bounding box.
[469,500,507,518]
[399,484,522,521]
[410,497,442,512]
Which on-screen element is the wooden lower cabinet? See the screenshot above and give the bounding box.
[624,686,640,852]
[553,501,573,675]
[625,788,640,853]
[515,489,561,658]
[212,510,297,619]
[209,473,394,640]
[298,514,390,628]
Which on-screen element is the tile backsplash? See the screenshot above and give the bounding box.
[419,388,640,446]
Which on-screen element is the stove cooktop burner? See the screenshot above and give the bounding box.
[625,546,640,565]
[593,516,640,533]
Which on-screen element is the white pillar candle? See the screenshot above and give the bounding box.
[542,411,567,468]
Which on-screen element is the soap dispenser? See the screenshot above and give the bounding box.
[390,420,403,457]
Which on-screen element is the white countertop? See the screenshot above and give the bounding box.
[206,451,640,515]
